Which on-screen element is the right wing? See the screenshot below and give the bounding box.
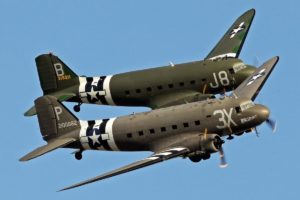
[59,147,189,191]
[205,9,255,60]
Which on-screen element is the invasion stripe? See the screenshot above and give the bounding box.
[99,119,112,151]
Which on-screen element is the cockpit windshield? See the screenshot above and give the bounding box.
[240,101,255,112]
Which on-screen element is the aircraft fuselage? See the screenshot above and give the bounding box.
[67,97,268,154]
[67,58,255,109]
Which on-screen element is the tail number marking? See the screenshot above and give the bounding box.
[213,108,237,129]
[54,63,71,80]
[209,71,230,88]
[54,106,63,121]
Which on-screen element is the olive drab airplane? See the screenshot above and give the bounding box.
[24,9,256,116]
[20,56,279,191]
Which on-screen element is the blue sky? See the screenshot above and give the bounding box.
[1,0,299,199]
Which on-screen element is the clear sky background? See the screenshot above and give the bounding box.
[0,0,299,199]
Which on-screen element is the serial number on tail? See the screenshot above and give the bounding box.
[58,75,71,81]
[58,121,78,129]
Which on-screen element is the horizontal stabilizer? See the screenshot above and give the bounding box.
[19,138,76,161]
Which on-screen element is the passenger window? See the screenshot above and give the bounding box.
[138,131,144,136]
[195,120,200,126]
[125,90,130,95]
[168,84,174,88]
[183,122,189,128]
[146,87,152,92]
[161,127,166,132]
[136,89,141,93]
[149,129,155,134]
[172,125,178,129]
[157,85,163,90]
[202,78,207,82]
[206,115,211,118]
[190,80,196,85]
[127,133,132,138]
[179,82,184,87]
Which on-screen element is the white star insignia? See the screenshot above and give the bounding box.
[89,85,99,101]
[88,129,100,146]
[230,22,245,39]
[246,68,266,86]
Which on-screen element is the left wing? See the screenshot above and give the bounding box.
[59,147,189,191]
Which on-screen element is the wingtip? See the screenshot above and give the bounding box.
[57,184,78,192]
[244,8,256,16]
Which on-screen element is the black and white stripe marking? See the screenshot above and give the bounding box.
[79,118,119,151]
[78,76,115,105]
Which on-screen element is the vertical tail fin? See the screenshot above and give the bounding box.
[205,9,255,60]
[35,53,79,94]
[35,95,80,141]
[19,95,80,161]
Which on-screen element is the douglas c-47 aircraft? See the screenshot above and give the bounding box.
[20,56,279,191]
[25,9,256,116]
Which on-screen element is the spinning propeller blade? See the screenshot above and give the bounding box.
[266,118,277,133]
[219,146,228,168]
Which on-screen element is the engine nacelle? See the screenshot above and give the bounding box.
[199,134,224,153]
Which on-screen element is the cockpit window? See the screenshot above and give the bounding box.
[240,101,255,112]
[233,63,247,73]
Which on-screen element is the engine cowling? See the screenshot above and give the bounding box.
[199,134,224,153]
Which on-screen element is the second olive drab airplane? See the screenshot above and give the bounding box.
[24,9,256,116]
[20,56,279,191]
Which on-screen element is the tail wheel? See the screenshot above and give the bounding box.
[75,151,82,160]
[73,105,81,112]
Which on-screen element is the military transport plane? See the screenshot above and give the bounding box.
[24,9,256,116]
[20,56,279,191]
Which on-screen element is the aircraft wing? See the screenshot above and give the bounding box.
[205,9,255,60]
[232,56,279,101]
[59,147,189,191]
[149,90,213,109]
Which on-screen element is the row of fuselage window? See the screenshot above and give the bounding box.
[126,120,201,138]
[124,79,206,95]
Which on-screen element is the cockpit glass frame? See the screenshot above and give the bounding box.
[240,101,255,112]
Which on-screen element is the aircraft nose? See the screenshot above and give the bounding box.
[255,104,270,122]
[243,65,256,77]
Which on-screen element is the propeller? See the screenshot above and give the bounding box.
[253,117,277,137]
[253,56,260,67]
[254,127,259,137]
[266,118,277,133]
[213,137,228,168]
[219,146,228,168]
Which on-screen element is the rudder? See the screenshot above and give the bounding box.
[35,53,79,94]
[35,95,80,141]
